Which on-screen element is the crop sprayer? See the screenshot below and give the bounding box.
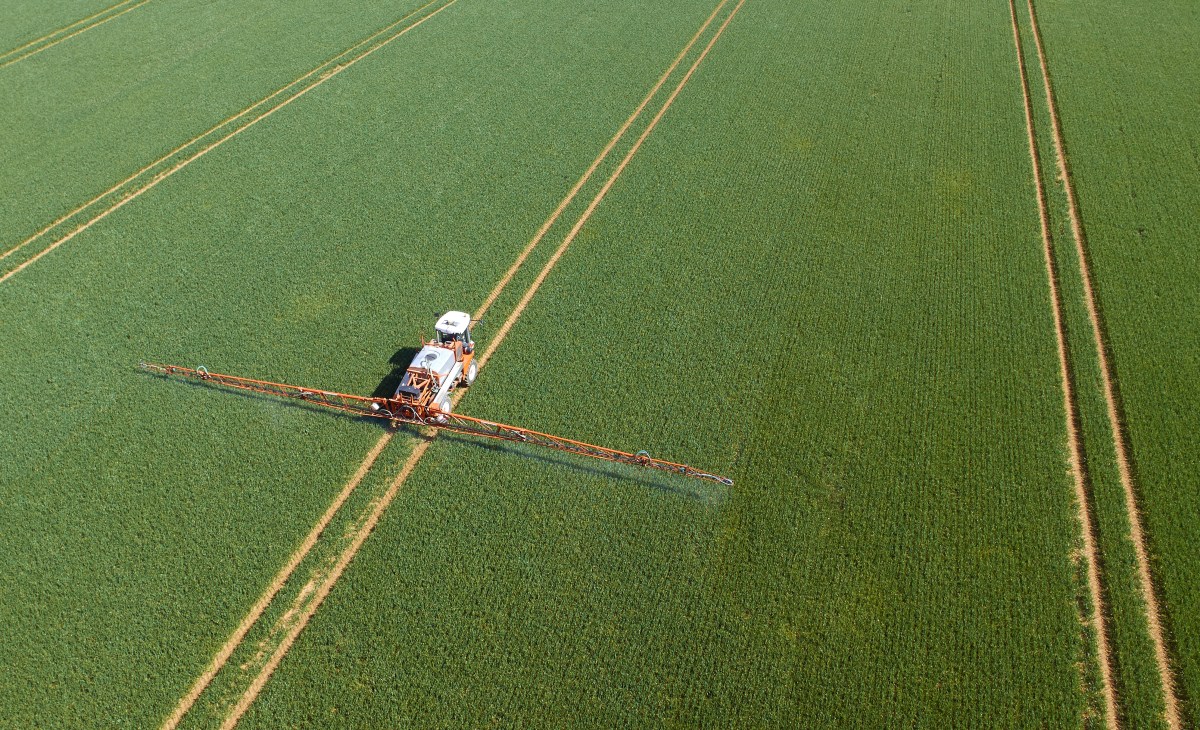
[140,311,733,486]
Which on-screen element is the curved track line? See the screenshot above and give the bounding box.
[0,0,457,286]
[220,1,749,724]
[1007,0,1117,725]
[0,0,139,62]
[1026,0,1180,725]
[0,0,155,70]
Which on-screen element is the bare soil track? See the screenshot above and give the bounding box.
[0,0,457,285]
[0,0,155,70]
[472,0,733,322]
[1024,2,1181,726]
[159,435,392,730]
[160,0,743,723]
[212,0,749,724]
[0,0,138,60]
[1007,0,1117,725]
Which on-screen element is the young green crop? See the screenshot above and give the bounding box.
[0,0,123,55]
[1032,0,1200,721]
[3,0,1192,724]
[1011,0,1170,724]
[0,0,725,724]
[0,0,433,253]
[240,0,1094,725]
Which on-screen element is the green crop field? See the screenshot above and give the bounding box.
[0,0,1194,727]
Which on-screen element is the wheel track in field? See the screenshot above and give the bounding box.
[1024,0,1181,725]
[0,0,155,70]
[150,2,454,726]
[1006,0,1118,725]
[0,0,456,285]
[217,1,750,725]
[160,0,743,725]
[157,435,392,730]
[0,0,137,60]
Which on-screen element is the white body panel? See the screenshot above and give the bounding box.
[408,344,462,405]
[410,345,455,375]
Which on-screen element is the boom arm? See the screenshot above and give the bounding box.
[138,361,733,486]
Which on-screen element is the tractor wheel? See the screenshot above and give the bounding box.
[463,360,478,386]
[435,397,452,424]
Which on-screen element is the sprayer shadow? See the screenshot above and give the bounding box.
[371,347,421,399]
[434,431,728,504]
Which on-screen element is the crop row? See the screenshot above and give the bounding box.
[0,0,126,57]
[165,3,746,723]
[239,0,1094,725]
[0,0,724,724]
[0,0,436,251]
[1030,0,1200,723]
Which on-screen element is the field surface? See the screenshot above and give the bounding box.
[0,0,1194,727]
[1030,0,1199,724]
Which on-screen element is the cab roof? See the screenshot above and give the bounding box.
[435,310,471,335]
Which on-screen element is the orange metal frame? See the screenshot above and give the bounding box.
[138,361,732,486]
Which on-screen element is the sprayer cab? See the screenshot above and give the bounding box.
[434,310,474,352]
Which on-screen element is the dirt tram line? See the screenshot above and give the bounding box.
[1023,1,1182,725]
[160,0,745,725]
[1006,0,1117,725]
[217,5,750,722]
[0,0,156,70]
[0,0,456,285]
